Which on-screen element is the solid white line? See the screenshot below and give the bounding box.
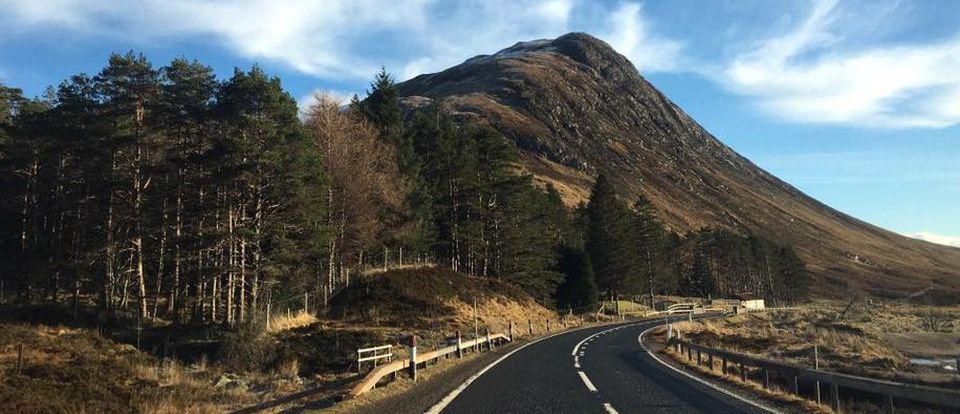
[637,326,781,414]
[577,370,598,392]
[574,355,580,368]
[424,323,618,414]
[603,402,619,414]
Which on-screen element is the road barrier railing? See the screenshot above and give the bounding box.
[348,331,512,398]
[356,344,394,372]
[673,340,960,413]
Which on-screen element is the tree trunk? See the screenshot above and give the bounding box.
[104,153,117,311]
[153,192,168,319]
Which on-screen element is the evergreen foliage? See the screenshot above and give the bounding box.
[554,245,598,312]
[585,173,642,295]
[0,56,325,324]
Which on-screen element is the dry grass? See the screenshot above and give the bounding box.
[673,301,960,386]
[662,344,831,414]
[600,300,652,315]
[269,310,319,333]
[0,323,248,414]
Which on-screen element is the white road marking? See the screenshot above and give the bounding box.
[577,370,598,392]
[571,324,649,414]
[637,326,781,414]
[424,322,618,414]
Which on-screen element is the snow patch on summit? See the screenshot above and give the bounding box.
[463,38,557,66]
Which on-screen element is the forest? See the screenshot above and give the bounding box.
[0,53,809,327]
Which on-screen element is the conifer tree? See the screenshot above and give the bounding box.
[585,173,642,296]
[555,245,598,312]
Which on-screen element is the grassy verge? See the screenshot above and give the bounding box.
[659,337,829,414]
[671,301,960,388]
[0,323,251,413]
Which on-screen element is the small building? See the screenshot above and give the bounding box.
[729,293,765,311]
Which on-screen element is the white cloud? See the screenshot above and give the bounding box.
[601,3,685,73]
[0,0,686,82]
[907,231,960,248]
[297,88,357,117]
[720,0,960,128]
[0,0,432,79]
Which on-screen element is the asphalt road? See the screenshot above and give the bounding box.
[435,320,768,414]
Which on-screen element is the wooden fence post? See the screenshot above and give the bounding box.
[722,357,728,375]
[509,322,514,342]
[457,330,463,358]
[409,335,418,383]
[16,343,24,374]
[528,319,533,336]
[486,328,492,351]
[546,320,550,333]
[830,383,840,412]
[696,350,702,366]
[815,346,822,405]
[739,363,746,382]
[708,354,714,371]
[473,299,479,352]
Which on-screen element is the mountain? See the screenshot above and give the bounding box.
[397,32,960,300]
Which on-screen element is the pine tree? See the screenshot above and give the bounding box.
[554,245,598,312]
[585,173,642,296]
[359,68,417,175]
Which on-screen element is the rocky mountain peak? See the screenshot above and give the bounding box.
[397,33,960,298]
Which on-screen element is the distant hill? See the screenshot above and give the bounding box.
[397,33,960,300]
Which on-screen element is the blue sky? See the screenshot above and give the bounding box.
[1,0,958,246]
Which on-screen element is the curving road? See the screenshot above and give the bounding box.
[429,319,769,414]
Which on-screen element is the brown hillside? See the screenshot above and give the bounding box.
[327,267,556,330]
[397,33,960,299]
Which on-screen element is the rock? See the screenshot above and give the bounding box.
[214,374,248,391]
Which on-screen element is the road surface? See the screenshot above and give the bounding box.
[431,320,769,414]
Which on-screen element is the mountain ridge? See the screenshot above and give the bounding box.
[397,32,960,299]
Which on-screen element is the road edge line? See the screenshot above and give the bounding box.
[637,326,782,414]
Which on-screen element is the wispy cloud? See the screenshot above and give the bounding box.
[601,2,685,73]
[719,0,960,128]
[907,231,960,248]
[0,0,684,81]
[0,0,433,79]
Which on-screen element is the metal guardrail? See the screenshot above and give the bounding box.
[348,331,512,398]
[346,308,726,400]
[674,340,960,412]
[356,344,393,372]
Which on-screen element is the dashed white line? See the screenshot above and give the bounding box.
[577,370,598,392]
[424,322,621,414]
[571,323,648,414]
